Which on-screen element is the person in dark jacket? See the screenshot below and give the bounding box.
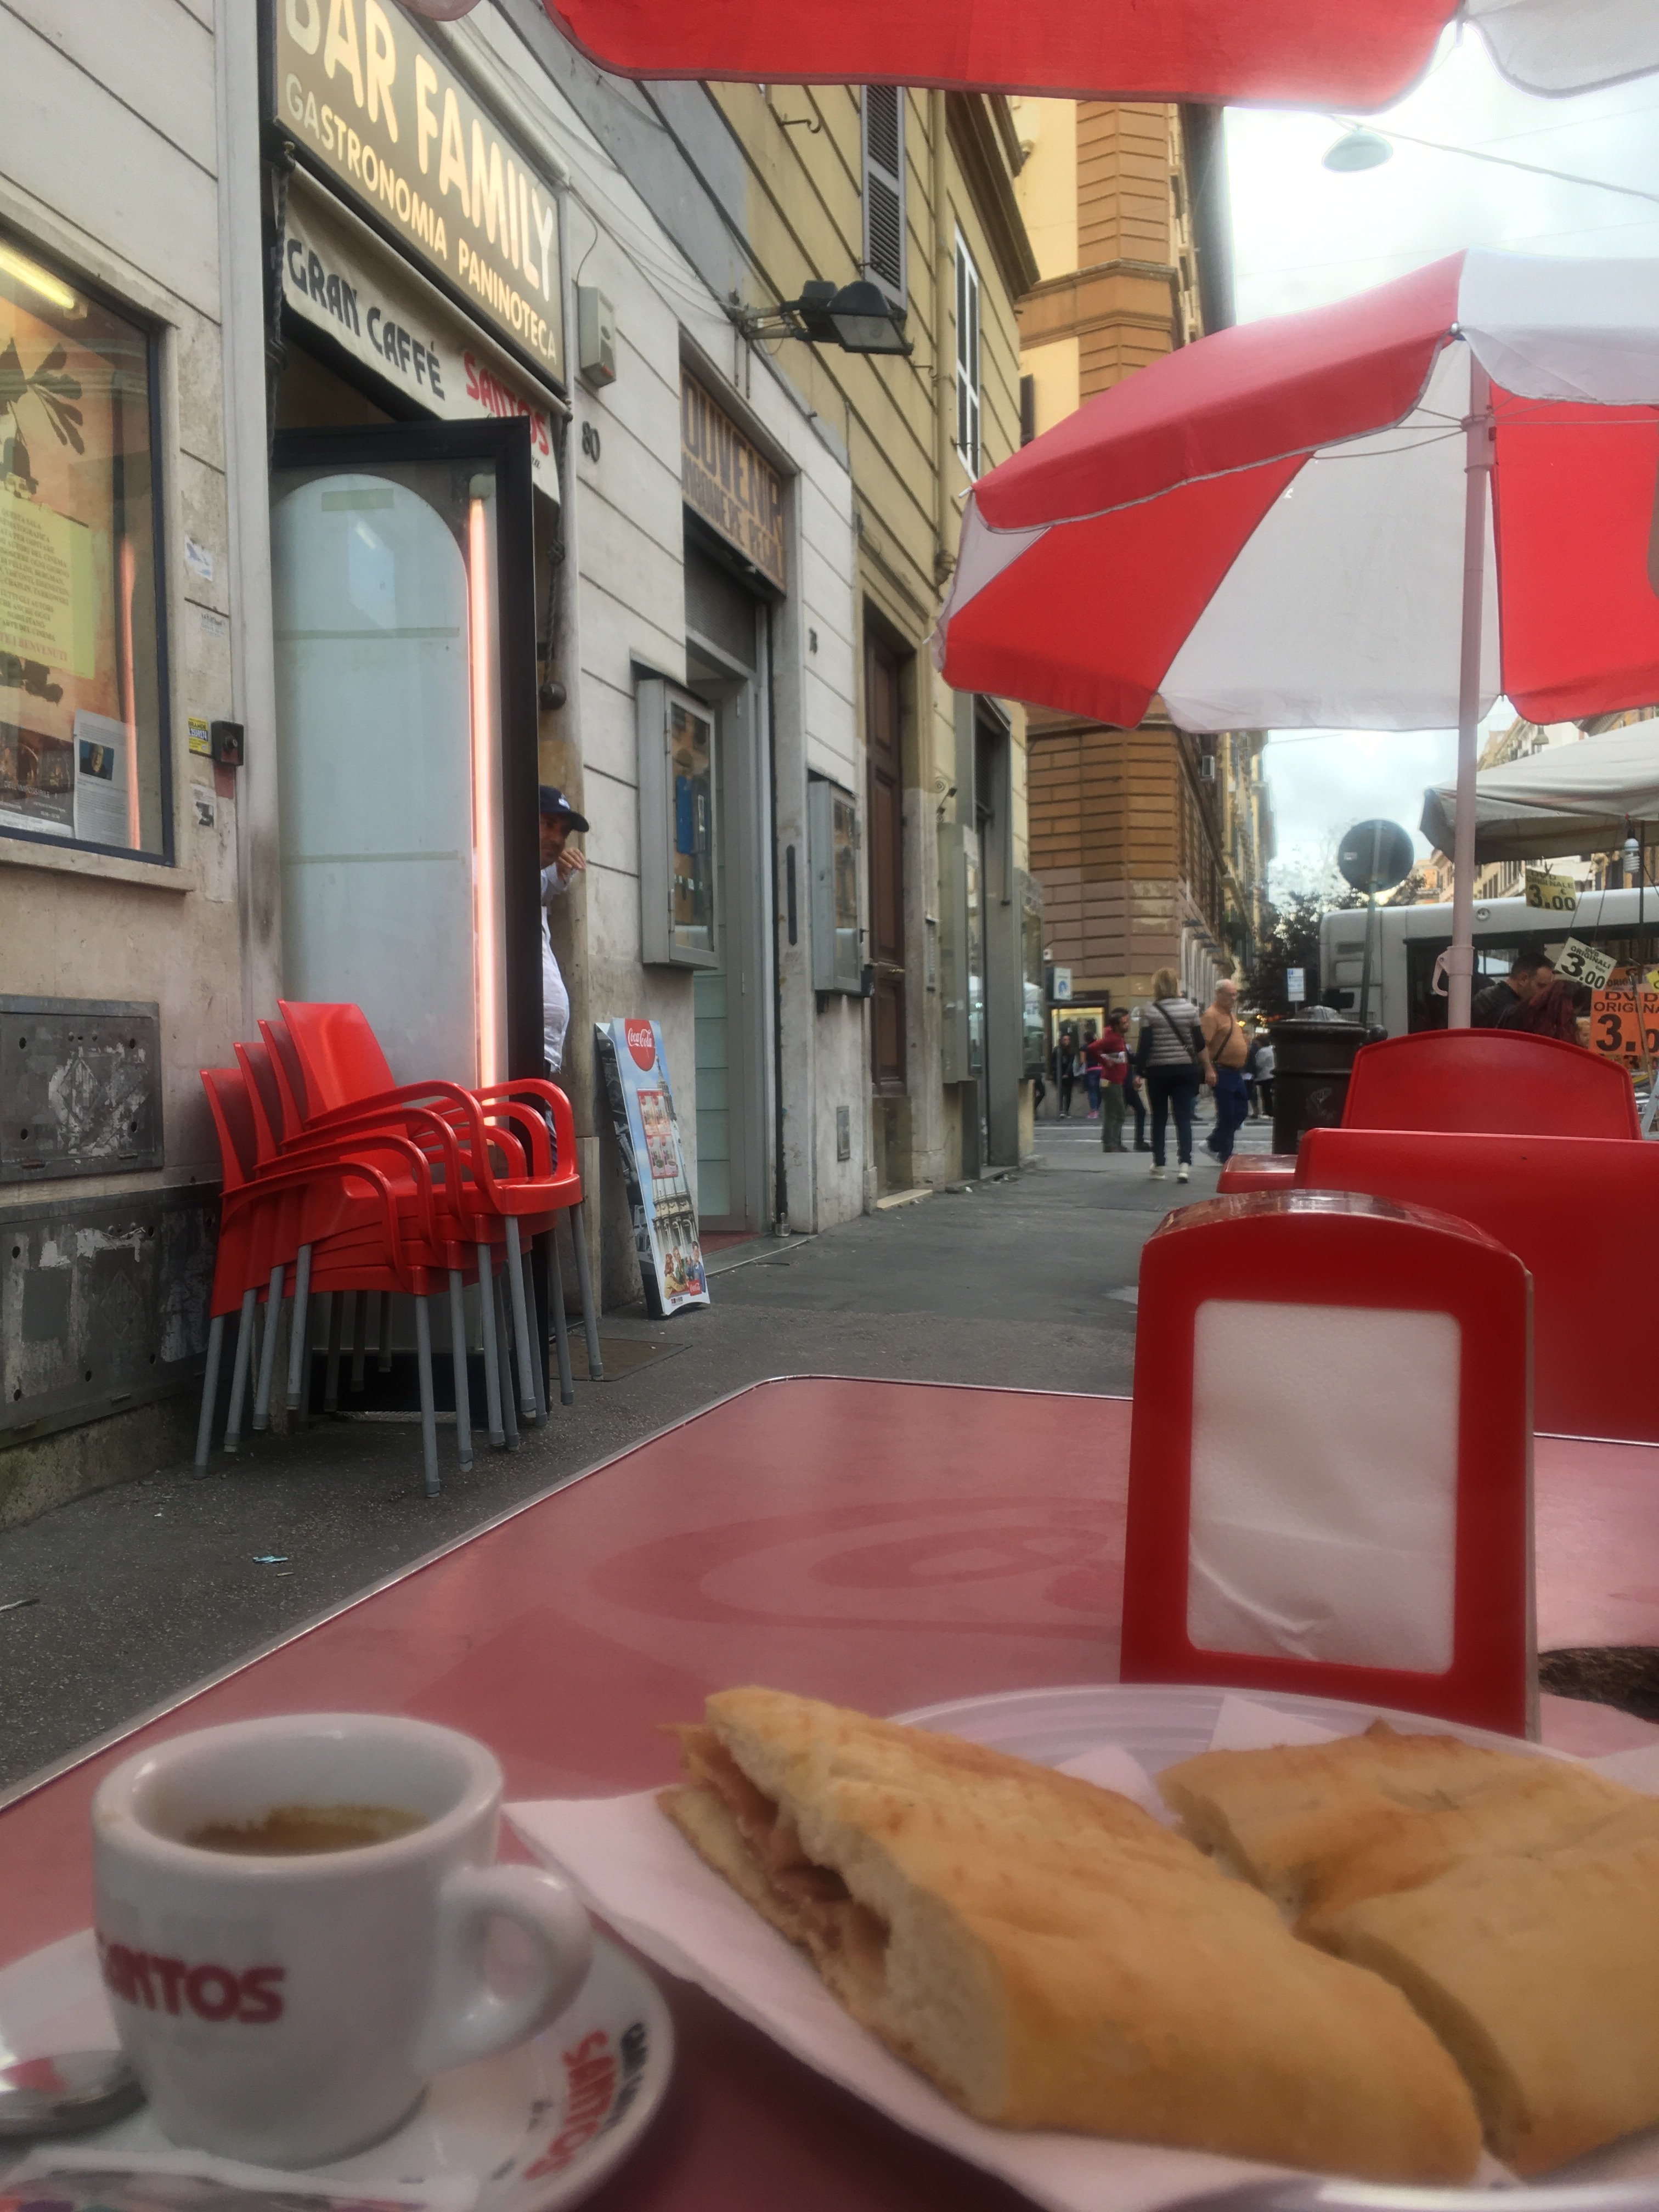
[1473,955,1545,1027]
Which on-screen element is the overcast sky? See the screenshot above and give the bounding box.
[1223,33,1659,895]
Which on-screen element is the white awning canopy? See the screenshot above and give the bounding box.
[1421,724,1659,864]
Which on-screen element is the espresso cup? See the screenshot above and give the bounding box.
[92,1713,592,2168]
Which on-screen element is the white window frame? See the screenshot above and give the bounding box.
[861,87,907,310]
[954,228,981,479]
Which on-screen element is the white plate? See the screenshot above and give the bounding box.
[0,1929,672,2212]
[896,1681,1558,1770]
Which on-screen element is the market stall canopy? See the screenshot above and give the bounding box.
[1421,725,1659,864]
[539,0,1659,105]
[934,248,1659,734]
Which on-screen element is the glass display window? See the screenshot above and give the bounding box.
[0,234,167,857]
[637,676,718,967]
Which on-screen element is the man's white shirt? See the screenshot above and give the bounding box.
[542,864,572,1071]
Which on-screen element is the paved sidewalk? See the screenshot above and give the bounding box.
[0,1144,1197,1790]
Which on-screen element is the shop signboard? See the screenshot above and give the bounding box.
[1589,986,1659,1066]
[1554,935,1619,990]
[594,1018,709,1318]
[1524,866,1577,912]
[680,375,786,590]
[271,0,564,386]
[280,181,560,498]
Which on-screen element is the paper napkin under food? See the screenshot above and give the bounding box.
[509,1707,1659,2212]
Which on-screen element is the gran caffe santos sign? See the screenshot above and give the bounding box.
[272,0,564,386]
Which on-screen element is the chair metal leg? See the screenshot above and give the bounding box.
[349,1286,368,1390]
[521,1237,548,1425]
[548,1226,575,1409]
[285,1244,313,1413]
[252,1264,285,1431]
[224,1288,258,1452]
[194,1313,225,1470]
[504,1217,538,1421]
[324,1291,345,1412]
[448,1268,473,1471]
[376,1288,392,1372]
[414,1295,441,1498]
[568,1199,603,1381]
[495,1271,521,1448]
[476,1244,504,1446]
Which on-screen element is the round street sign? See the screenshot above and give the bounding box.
[1338,817,1414,895]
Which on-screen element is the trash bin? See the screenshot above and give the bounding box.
[1271,1015,1373,1153]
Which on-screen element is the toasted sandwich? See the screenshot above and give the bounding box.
[660,1688,1481,2182]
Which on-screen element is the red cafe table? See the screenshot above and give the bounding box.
[1,1378,1656,2212]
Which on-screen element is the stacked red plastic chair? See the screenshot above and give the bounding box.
[196,1003,598,1495]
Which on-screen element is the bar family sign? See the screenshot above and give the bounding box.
[595,1018,709,1317]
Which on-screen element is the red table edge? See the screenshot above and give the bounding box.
[0,1372,1126,1821]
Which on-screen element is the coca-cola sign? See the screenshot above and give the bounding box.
[624,1019,656,1071]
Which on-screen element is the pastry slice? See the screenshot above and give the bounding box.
[1316,1803,1659,2174]
[1159,1720,1637,1926]
[661,1687,1482,2182]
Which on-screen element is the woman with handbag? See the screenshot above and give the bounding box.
[1133,967,1215,1182]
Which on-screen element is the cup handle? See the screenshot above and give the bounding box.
[415,1864,594,2075]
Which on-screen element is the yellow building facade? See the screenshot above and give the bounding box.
[712,87,1041,1182]
[1010,99,1269,1012]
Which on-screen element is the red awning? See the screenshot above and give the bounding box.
[537,0,1657,107]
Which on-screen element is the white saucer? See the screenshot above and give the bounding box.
[895,1680,1555,1769]
[0,1928,672,2212]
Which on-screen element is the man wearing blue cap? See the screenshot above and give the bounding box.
[538,786,588,1075]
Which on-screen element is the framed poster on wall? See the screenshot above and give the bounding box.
[595,1017,709,1317]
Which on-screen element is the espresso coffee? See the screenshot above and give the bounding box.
[187,1803,428,1855]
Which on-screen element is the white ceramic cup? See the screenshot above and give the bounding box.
[92,1713,592,2168]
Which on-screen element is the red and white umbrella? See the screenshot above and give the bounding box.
[934,248,1659,1023]
[538,0,1657,105]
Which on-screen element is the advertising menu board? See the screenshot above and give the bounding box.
[595,1018,709,1318]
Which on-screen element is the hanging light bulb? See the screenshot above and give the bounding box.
[1323,127,1393,173]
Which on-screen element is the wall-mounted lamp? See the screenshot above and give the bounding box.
[738,279,911,358]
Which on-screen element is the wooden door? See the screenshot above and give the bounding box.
[865,635,907,1091]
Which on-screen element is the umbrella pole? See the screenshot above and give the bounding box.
[1448,359,1496,1030]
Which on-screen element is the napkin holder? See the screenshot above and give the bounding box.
[1121,1189,1534,1738]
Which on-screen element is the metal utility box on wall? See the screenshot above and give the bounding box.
[808,776,861,993]
[1,999,163,1183]
[637,676,719,969]
[576,286,616,388]
[1,1185,217,1443]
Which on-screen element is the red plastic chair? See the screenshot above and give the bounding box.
[198,1066,477,1494]
[272,1003,600,1414]
[1218,1025,1639,1195]
[235,1037,529,1458]
[1295,1124,1659,1441]
[1121,1188,1534,1737]
[1341,1027,1639,1138]
[256,1020,557,1436]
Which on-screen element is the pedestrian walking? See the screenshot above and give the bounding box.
[1053,1024,1078,1118]
[1098,1014,1129,1151]
[1081,1025,1108,1120]
[1133,968,1214,1182]
[1249,1029,1276,1120]
[1201,979,1251,1165]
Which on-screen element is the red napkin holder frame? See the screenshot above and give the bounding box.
[1120,1189,1534,1738]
